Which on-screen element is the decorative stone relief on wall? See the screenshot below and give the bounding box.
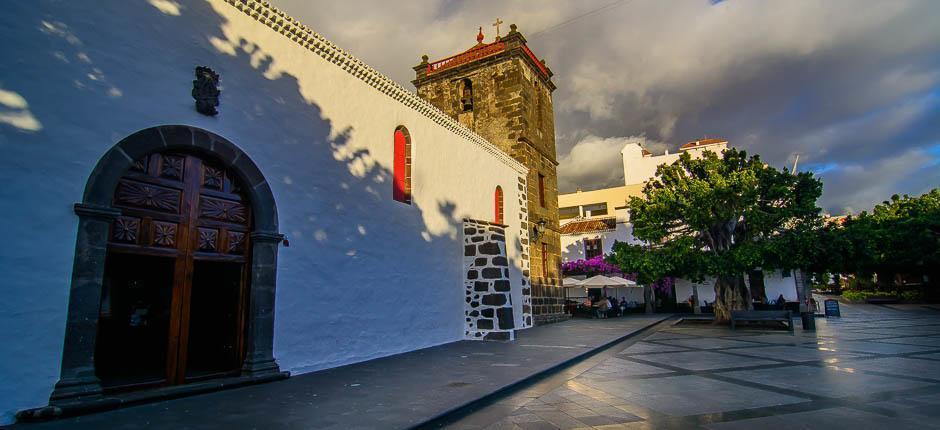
[192,66,221,116]
[463,219,516,340]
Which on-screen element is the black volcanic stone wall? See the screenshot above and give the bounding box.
[463,219,516,340]
[516,176,533,328]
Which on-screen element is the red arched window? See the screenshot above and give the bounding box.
[393,127,412,204]
[494,186,504,224]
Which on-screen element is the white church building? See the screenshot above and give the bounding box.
[558,139,800,308]
[0,0,544,423]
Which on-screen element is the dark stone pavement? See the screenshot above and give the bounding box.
[11,315,667,430]
[443,303,940,429]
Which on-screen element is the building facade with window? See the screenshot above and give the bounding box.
[0,1,536,423]
[558,185,645,260]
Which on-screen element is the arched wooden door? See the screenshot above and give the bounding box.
[96,151,252,389]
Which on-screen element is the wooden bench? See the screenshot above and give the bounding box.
[731,310,794,332]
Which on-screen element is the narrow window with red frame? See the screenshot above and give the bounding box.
[393,127,412,204]
[494,186,504,224]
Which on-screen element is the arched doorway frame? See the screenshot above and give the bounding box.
[52,125,285,402]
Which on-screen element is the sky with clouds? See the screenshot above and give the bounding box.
[272,0,940,215]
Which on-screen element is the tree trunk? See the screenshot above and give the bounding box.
[795,269,812,313]
[713,275,751,324]
[692,284,701,314]
[644,284,653,314]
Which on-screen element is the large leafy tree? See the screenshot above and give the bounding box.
[840,189,940,291]
[609,148,823,323]
[763,218,850,300]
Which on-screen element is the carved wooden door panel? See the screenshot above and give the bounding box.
[107,152,251,387]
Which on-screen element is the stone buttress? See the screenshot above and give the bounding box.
[463,219,517,340]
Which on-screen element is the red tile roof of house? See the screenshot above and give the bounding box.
[560,217,617,235]
[680,138,727,150]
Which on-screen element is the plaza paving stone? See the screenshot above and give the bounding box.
[804,339,940,354]
[12,316,668,430]
[648,337,764,350]
[720,364,935,398]
[868,335,940,347]
[618,341,692,355]
[861,323,940,333]
[724,344,868,363]
[716,332,820,345]
[642,331,698,341]
[867,392,940,427]
[581,374,808,416]
[628,350,781,371]
[15,304,940,429]
[444,303,940,429]
[702,407,926,430]
[811,331,898,341]
[836,356,940,380]
[910,352,940,360]
[579,357,676,378]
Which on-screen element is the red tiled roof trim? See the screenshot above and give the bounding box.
[428,41,505,75]
[680,138,726,150]
[560,217,617,235]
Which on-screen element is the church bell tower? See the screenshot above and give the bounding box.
[413,24,566,325]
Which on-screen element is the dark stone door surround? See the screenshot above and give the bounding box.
[50,125,286,404]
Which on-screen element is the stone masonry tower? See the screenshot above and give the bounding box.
[413,25,566,324]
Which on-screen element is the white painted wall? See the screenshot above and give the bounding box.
[674,271,798,307]
[0,0,527,422]
[674,278,717,307]
[621,142,727,186]
[622,143,680,186]
[763,270,799,302]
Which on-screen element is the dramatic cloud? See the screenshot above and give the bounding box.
[271,0,940,214]
[557,135,667,192]
[818,146,940,215]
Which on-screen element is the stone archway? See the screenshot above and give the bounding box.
[52,125,285,402]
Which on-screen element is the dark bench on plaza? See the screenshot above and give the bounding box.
[866,296,899,305]
[753,302,800,313]
[730,310,794,332]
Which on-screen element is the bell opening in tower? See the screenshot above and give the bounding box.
[460,78,473,112]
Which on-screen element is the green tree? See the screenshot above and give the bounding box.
[763,217,849,305]
[609,148,823,323]
[840,189,940,293]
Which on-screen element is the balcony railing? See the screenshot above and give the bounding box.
[426,41,550,79]
[427,42,505,75]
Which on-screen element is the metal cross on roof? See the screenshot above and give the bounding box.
[492,18,504,38]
